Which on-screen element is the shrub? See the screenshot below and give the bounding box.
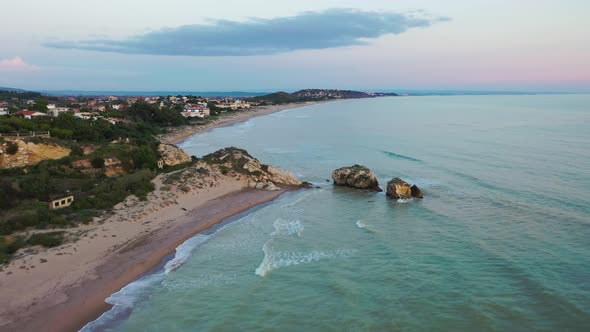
[5,142,18,155]
[6,236,26,254]
[70,145,84,156]
[91,157,105,168]
[27,232,64,248]
[219,165,230,174]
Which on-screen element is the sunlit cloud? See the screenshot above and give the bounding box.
[0,57,40,72]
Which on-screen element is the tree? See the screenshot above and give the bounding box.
[91,157,105,168]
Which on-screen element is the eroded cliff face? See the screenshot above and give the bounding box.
[0,139,71,169]
[158,144,192,167]
[203,147,303,189]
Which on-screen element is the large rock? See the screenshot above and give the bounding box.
[158,144,191,167]
[332,165,381,191]
[203,147,302,186]
[386,178,423,199]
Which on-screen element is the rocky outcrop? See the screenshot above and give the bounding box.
[158,144,191,167]
[332,165,381,191]
[410,185,423,199]
[386,178,423,199]
[0,139,71,169]
[203,147,302,187]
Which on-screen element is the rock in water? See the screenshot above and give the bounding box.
[386,178,424,199]
[386,178,413,199]
[332,165,381,191]
[410,185,424,199]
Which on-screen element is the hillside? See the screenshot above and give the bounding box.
[248,89,398,104]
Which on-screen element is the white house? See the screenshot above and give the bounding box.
[49,107,71,117]
[181,105,210,118]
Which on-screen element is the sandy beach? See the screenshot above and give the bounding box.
[161,102,323,145]
[0,103,313,332]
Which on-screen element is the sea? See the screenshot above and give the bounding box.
[83,95,590,331]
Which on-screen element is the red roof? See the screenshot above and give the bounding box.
[15,110,45,116]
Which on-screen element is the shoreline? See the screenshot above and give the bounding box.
[0,100,319,332]
[1,186,293,332]
[161,101,328,145]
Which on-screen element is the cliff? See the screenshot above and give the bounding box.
[0,139,71,169]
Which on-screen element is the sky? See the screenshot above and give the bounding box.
[0,0,589,92]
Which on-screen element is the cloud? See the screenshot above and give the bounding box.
[0,57,40,71]
[44,9,449,56]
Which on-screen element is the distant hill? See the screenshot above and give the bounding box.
[249,89,398,104]
[0,87,28,93]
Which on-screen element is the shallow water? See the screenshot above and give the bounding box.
[86,95,590,331]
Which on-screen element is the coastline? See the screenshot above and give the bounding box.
[0,178,294,332]
[161,101,326,145]
[0,101,317,332]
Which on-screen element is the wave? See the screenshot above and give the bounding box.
[255,242,355,277]
[381,150,422,162]
[271,218,304,237]
[82,227,219,331]
[164,234,211,275]
[80,271,165,331]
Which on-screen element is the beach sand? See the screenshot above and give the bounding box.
[161,102,322,145]
[0,170,292,331]
[0,102,314,332]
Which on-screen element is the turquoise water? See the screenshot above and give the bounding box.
[86,95,590,331]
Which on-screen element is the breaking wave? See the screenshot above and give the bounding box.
[255,243,355,277]
[164,234,212,275]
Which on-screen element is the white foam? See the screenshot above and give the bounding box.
[80,272,164,331]
[164,234,211,275]
[255,243,355,277]
[271,218,304,237]
[82,229,217,331]
[355,220,367,229]
[396,198,413,203]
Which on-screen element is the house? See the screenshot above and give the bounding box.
[48,107,71,117]
[106,118,129,125]
[74,112,94,120]
[14,110,48,119]
[49,195,74,210]
[181,104,210,118]
[0,108,7,116]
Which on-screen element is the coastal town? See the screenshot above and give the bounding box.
[0,92,257,123]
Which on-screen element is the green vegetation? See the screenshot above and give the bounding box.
[5,142,18,154]
[27,232,65,248]
[0,101,195,262]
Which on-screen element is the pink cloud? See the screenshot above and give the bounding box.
[0,57,40,71]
